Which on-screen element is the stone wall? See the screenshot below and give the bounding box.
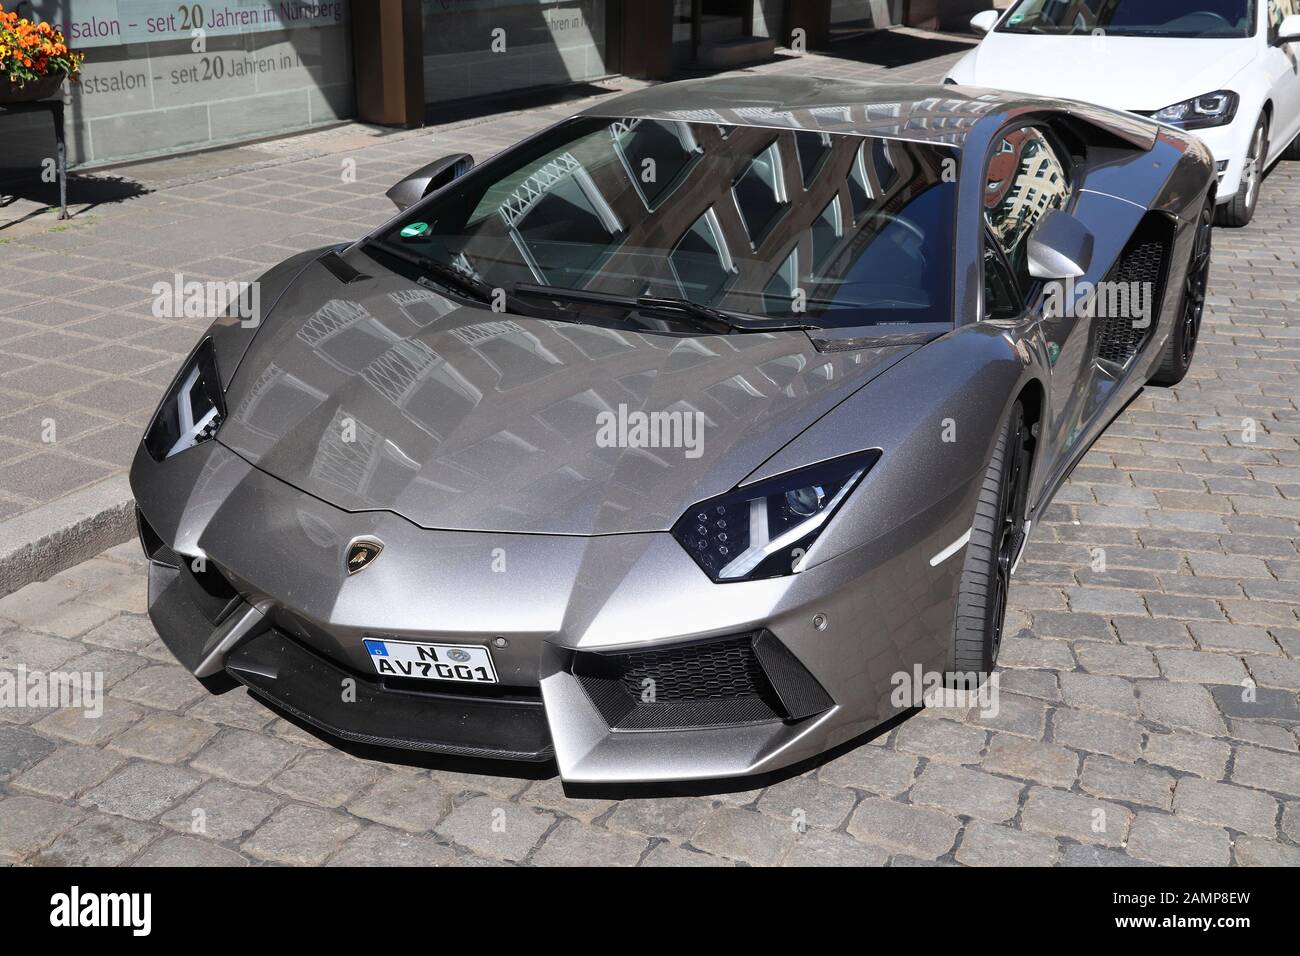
[1,0,354,177]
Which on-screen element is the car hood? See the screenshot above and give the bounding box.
[959,34,1256,112]
[216,255,921,535]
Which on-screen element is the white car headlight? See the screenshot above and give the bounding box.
[1151,91,1239,131]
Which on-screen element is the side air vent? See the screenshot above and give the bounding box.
[136,507,168,563]
[1093,214,1174,371]
[572,630,834,732]
[140,506,240,627]
[177,553,241,626]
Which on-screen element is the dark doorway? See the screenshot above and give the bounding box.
[674,0,775,68]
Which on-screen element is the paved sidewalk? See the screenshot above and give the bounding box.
[1,33,1298,866]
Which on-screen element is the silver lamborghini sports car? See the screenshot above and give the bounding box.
[131,76,1215,783]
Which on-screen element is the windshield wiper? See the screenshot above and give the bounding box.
[362,238,497,306]
[511,283,810,334]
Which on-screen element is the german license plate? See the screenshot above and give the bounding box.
[363,638,498,684]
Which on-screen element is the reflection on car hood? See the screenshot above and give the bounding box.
[217,258,921,535]
[961,35,1256,113]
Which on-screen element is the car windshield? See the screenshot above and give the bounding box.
[998,0,1255,38]
[375,116,958,333]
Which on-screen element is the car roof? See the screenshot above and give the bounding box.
[580,74,1157,151]
[580,75,1012,147]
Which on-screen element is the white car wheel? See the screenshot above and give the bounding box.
[1217,115,1268,228]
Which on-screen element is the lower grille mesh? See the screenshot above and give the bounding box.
[616,636,770,702]
[573,631,833,732]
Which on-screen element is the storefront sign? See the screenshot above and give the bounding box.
[32,0,347,49]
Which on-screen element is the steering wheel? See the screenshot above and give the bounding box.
[1195,11,1232,27]
[873,212,926,245]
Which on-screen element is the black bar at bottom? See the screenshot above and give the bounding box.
[226,629,554,762]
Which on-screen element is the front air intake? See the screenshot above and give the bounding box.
[572,630,834,732]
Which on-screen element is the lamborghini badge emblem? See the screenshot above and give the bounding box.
[346,539,383,575]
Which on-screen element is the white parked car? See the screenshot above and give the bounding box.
[945,1,1300,226]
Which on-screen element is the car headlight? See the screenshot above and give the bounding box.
[144,338,225,462]
[1150,91,1239,130]
[672,450,880,582]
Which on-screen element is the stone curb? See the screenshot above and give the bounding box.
[0,475,135,596]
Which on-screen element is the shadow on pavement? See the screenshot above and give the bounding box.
[0,171,149,229]
[422,81,628,127]
[826,30,976,69]
[670,31,973,83]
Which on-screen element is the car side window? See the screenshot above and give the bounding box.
[1269,0,1299,37]
[983,236,1022,321]
[984,126,1071,298]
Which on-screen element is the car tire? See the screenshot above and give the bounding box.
[1151,196,1214,387]
[948,400,1032,686]
[1216,114,1268,227]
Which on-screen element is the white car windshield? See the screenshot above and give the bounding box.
[999,0,1255,38]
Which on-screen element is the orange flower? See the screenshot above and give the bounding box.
[1,5,82,84]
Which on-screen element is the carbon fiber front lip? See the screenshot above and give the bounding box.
[225,629,555,763]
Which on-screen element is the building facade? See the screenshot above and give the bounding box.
[1,0,986,177]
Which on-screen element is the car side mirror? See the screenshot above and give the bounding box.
[1027,210,1095,280]
[386,153,475,211]
[1278,14,1300,43]
[970,10,1000,35]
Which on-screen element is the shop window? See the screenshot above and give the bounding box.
[872,138,899,192]
[733,141,789,247]
[809,195,843,275]
[847,141,874,221]
[670,208,735,304]
[763,249,799,316]
[513,163,625,287]
[795,131,832,187]
[613,119,702,210]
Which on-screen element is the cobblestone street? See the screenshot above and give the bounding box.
[2,42,1299,866]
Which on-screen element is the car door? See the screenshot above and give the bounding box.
[982,125,1082,467]
[1265,0,1300,158]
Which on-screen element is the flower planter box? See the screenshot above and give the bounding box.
[0,73,64,105]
